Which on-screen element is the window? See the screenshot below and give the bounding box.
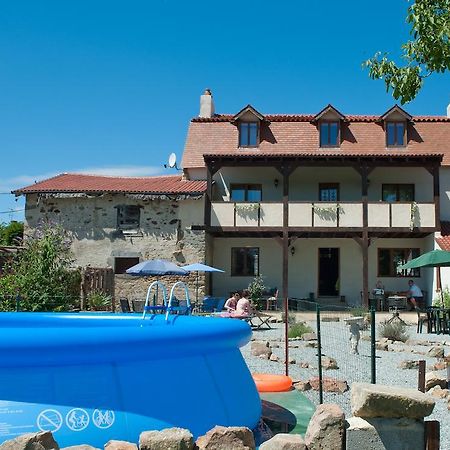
[230,184,262,202]
[386,122,405,147]
[382,184,414,202]
[239,122,259,147]
[319,122,339,147]
[378,248,420,277]
[117,205,140,230]
[114,257,140,274]
[231,247,259,276]
[319,183,339,201]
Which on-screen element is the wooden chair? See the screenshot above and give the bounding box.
[415,307,429,333]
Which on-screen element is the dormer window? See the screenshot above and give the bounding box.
[233,104,267,149]
[313,105,345,149]
[386,122,405,147]
[320,121,339,147]
[380,105,411,148]
[239,122,259,147]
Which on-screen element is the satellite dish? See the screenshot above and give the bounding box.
[168,153,177,168]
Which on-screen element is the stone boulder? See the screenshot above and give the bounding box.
[428,385,450,399]
[398,360,420,370]
[304,404,345,450]
[301,332,317,341]
[346,416,425,450]
[430,361,447,371]
[0,431,59,450]
[251,341,272,358]
[322,357,338,370]
[427,346,444,358]
[104,441,137,450]
[269,354,279,362]
[309,377,348,393]
[425,371,447,391]
[293,380,311,391]
[351,382,435,419]
[259,433,306,450]
[139,428,194,450]
[195,426,255,450]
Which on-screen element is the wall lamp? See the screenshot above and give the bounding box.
[290,246,296,256]
[274,179,279,188]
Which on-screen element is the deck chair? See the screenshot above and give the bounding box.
[131,299,145,313]
[120,298,131,313]
[215,297,226,312]
[248,310,273,330]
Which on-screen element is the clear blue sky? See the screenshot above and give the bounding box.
[1,0,448,222]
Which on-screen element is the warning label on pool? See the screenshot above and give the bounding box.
[0,404,35,438]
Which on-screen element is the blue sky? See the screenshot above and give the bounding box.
[1,0,449,222]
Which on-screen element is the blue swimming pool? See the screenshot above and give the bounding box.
[0,313,261,447]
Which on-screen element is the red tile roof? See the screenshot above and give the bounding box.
[13,174,207,195]
[183,114,450,169]
[436,221,450,251]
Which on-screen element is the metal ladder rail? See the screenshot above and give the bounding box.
[142,281,168,320]
[165,281,191,321]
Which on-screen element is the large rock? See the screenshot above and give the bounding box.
[304,404,345,450]
[322,357,338,370]
[346,416,425,450]
[0,432,59,450]
[139,428,194,450]
[425,371,447,391]
[251,341,272,358]
[309,377,348,393]
[351,382,435,419]
[427,346,444,358]
[259,433,306,450]
[293,380,311,391]
[104,441,137,450]
[301,332,317,341]
[398,360,419,370]
[195,426,255,450]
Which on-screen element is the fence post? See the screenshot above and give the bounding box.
[418,360,426,392]
[316,303,323,404]
[370,307,376,384]
[15,294,21,312]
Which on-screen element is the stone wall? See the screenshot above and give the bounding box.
[23,193,208,300]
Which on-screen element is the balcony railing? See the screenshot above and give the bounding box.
[210,201,436,229]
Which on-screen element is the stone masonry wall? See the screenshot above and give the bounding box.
[23,193,207,301]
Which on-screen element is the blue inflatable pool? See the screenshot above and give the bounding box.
[0,313,261,447]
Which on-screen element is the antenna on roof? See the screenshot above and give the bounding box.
[164,153,181,171]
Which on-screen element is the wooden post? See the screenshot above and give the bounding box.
[282,166,290,376]
[418,360,426,392]
[361,166,370,308]
[425,421,440,450]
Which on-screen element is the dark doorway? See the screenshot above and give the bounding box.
[318,248,339,296]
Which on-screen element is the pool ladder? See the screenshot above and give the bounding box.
[142,280,191,321]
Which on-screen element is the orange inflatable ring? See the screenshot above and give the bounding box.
[252,373,293,393]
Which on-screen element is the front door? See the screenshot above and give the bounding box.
[318,248,339,296]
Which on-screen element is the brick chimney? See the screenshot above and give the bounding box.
[199,88,215,118]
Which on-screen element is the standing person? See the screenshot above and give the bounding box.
[233,289,252,317]
[407,279,423,310]
[225,292,240,313]
[372,280,385,311]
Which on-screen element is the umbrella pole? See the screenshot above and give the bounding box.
[439,267,444,306]
[196,271,199,304]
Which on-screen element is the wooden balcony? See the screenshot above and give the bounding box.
[209,201,436,231]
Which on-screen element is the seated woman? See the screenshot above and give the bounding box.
[231,289,252,317]
[224,292,240,313]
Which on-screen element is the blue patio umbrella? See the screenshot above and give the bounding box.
[126,259,188,276]
[126,259,188,306]
[182,263,225,303]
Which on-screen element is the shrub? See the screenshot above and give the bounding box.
[433,286,450,309]
[378,321,409,342]
[288,321,313,339]
[87,291,111,311]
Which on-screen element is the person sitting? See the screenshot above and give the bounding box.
[224,292,240,313]
[406,279,423,310]
[232,289,252,317]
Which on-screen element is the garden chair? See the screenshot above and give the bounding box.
[120,298,131,313]
[248,310,273,331]
[415,307,429,333]
[131,299,145,313]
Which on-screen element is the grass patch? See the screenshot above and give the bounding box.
[288,321,313,339]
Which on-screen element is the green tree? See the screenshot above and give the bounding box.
[0,221,24,245]
[365,0,450,103]
[0,222,80,311]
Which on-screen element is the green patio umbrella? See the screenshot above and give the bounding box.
[399,249,450,304]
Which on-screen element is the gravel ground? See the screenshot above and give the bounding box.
[240,312,450,449]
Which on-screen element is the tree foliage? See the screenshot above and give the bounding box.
[0,221,24,246]
[365,0,450,103]
[0,222,80,311]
